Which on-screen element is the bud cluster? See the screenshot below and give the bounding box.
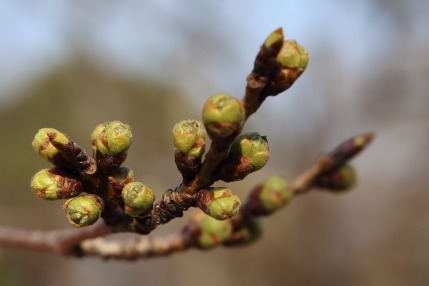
[30,121,156,228]
[27,27,374,256]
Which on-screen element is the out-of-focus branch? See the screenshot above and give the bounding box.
[0,220,110,255]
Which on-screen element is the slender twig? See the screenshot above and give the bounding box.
[0,220,111,255]
[78,233,186,260]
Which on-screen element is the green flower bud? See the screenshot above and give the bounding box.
[64,194,103,228]
[30,168,83,200]
[198,215,233,249]
[121,182,155,217]
[197,187,241,220]
[32,128,69,163]
[202,93,245,138]
[172,119,206,157]
[268,40,309,95]
[217,131,270,182]
[316,165,357,192]
[276,40,309,71]
[248,176,292,215]
[95,121,132,156]
[231,131,270,171]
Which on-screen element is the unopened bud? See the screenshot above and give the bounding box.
[32,128,69,164]
[247,176,292,215]
[316,165,357,192]
[202,93,245,139]
[95,121,132,156]
[64,194,103,228]
[121,182,155,217]
[172,119,206,157]
[197,187,241,220]
[30,168,83,200]
[269,40,309,94]
[217,131,270,182]
[328,133,374,168]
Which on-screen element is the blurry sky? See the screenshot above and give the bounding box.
[2,0,423,105]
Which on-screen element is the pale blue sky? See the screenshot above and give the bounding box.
[0,1,395,102]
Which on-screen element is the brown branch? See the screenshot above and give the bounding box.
[0,220,111,255]
[77,233,186,260]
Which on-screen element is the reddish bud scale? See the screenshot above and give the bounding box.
[48,133,92,171]
[96,151,128,172]
[174,151,202,182]
[246,184,268,215]
[216,155,254,182]
[107,177,127,208]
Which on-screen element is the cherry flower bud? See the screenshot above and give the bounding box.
[316,165,357,192]
[172,119,206,157]
[121,182,155,217]
[269,40,309,95]
[31,168,83,200]
[32,128,70,166]
[64,194,103,228]
[172,119,206,180]
[247,176,292,215]
[95,121,132,156]
[197,187,241,220]
[217,131,270,182]
[202,93,245,139]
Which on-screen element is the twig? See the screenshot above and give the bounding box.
[0,220,110,255]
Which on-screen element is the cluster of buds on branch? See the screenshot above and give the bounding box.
[0,27,374,260]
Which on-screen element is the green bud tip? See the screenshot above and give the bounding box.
[31,169,82,200]
[198,187,241,220]
[276,40,309,71]
[353,133,374,149]
[31,169,61,200]
[64,194,103,228]
[121,182,155,217]
[199,215,233,249]
[32,128,69,161]
[259,176,293,213]
[172,119,206,157]
[264,28,284,48]
[202,93,245,138]
[91,122,107,146]
[95,121,132,156]
[230,131,270,171]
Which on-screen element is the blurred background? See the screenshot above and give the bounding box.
[0,0,428,285]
